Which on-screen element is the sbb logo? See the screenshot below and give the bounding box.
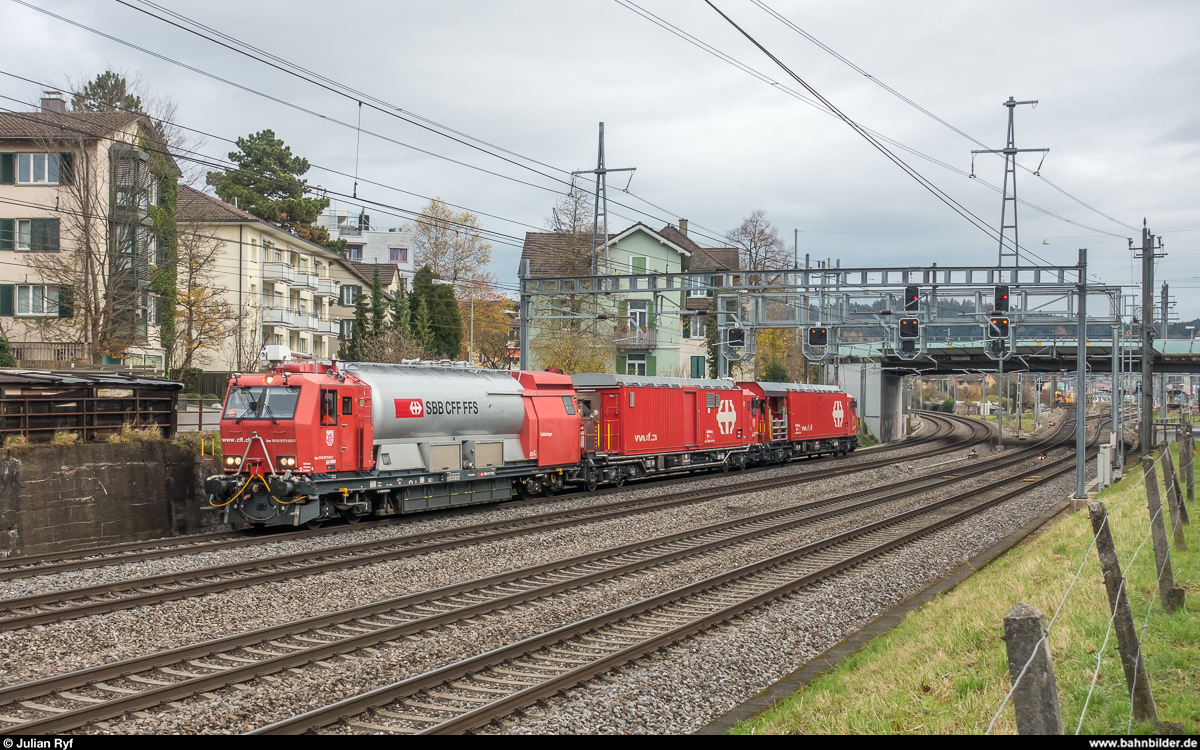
[832,401,845,428]
[395,399,424,418]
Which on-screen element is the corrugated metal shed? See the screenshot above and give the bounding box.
[0,369,182,442]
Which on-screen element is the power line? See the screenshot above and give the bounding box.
[749,0,1140,235]
[15,0,732,249]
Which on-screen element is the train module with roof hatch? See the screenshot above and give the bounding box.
[204,350,858,528]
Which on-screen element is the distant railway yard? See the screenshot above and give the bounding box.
[0,410,1131,735]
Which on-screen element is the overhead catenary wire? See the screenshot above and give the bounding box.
[13,0,735,250]
[747,0,1140,236]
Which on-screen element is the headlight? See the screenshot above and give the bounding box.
[278,456,297,468]
[225,456,242,466]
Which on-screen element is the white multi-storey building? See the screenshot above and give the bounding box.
[318,207,416,289]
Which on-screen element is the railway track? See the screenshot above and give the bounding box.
[0,416,1076,734]
[0,417,987,631]
[252,419,1102,735]
[0,412,962,583]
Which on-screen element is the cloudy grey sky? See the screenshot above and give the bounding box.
[4,0,1199,320]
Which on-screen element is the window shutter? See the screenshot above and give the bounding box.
[682,317,691,339]
[0,219,12,251]
[0,285,12,316]
[648,309,656,331]
[58,153,74,186]
[631,257,647,275]
[646,355,656,377]
[30,219,57,252]
[0,154,13,185]
[618,300,627,326]
[57,287,73,319]
[708,276,718,297]
[615,354,626,375]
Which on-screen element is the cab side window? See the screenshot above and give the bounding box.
[342,396,354,415]
[321,389,337,426]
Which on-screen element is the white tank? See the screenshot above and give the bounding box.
[346,362,526,442]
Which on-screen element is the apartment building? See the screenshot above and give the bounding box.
[318,207,415,289]
[520,220,739,377]
[0,93,169,370]
[176,186,373,370]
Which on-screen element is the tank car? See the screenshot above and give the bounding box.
[205,360,579,528]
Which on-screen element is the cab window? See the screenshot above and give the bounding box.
[321,389,337,426]
[342,396,354,415]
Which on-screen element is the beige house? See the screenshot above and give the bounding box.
[176,186,374,371]
[0,94,169,369]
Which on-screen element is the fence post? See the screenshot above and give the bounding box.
[1003,602,1064,734]
[1088,500,1157,724]
[1142,457,1185,612]
[1162,447,1190,534]
[1180,426,1193,503]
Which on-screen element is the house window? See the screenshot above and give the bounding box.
[626,353,647,376]
[693,316,706,337]
[16,285,59,316]
[389,246,408,262]
[13,219,59,252]
[271,333,282,346]
[17,153,59,184]
[628,300,648,330]
[341,285,361,306]
[687,275,707,297]
[273,248,282,263]
[347,245,363,261]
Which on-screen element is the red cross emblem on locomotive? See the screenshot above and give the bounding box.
[395,399,424,418]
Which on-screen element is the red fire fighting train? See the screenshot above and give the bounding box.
[205,360,858,528]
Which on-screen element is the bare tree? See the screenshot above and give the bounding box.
[27,124,166,363]
[543,185,595,275]
[232,301,265,372]
[406,198,494,286]
[173,227,231,374]
[357,328,423,364]
[726,210,788,270]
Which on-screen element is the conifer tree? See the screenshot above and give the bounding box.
[347,290,371,361]
[389,280,411,333]
[370,268,387,336]
[414,297,435,357]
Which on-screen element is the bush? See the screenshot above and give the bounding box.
[0,337,15,367]
[176,429,222,462]
[942,397,955,413]
[2,434,28,450]
[201,393,220,402]
[107,423,164,443]
[49,430,79,447]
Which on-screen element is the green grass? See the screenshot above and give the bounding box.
[975,412,1043,435]
[732,444,1199,735]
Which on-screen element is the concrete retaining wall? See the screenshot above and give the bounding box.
[0,441,224,557]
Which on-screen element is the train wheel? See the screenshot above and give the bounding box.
[341,508,364,525]
[516,480,538,500]
[542,482,557,497]
[306,519,325,530]
[614,474,626,488]
[585,475,599,492]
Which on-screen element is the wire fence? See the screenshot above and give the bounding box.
[987,444,1184,734]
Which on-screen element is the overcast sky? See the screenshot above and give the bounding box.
[4,0,1199,322]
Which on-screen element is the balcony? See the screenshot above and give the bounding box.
[316,319,339,335]
[314,278,341,298]
[262,307,295,326]
[294,273,318,291]
[614,327,657,351]
[263,262,295,284]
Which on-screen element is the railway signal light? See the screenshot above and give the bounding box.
[988,316,1010,338]
[727,328,745,347]
[994,285,1010,312]
[904,285,919,312]
[898,318,920,339]
[808,327,828,346]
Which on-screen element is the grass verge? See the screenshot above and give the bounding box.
[732,444,1198,735]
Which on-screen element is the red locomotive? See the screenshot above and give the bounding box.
[205,358,857,528]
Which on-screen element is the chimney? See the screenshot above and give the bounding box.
[40,90,66,113]
[679,218,688,237]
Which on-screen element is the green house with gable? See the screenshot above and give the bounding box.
[521,220,739,377]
